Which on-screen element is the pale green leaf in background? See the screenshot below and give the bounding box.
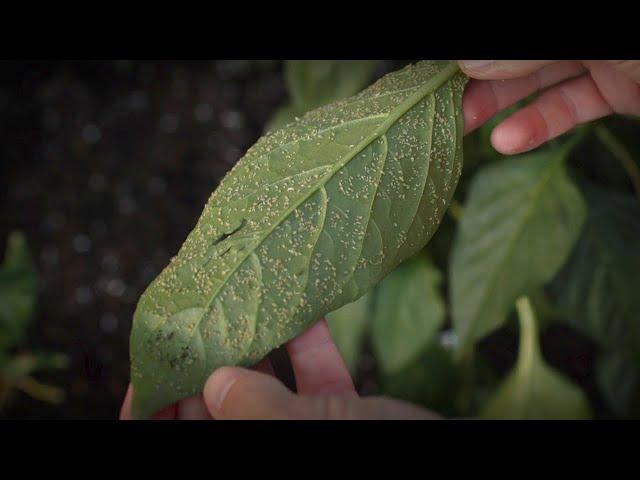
[286,60,378,113]
[371,255,445,374]
[450,146,586,351]
[265,60,378,133]
[326,292,372,375]
[130,61,467,418]
[481,297,592,420]
[264,104,302,133]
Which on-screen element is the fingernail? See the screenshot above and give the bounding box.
[460,60,496,72]
[204,367,244,411]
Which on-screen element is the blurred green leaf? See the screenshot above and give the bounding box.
[265,60,378,133]
[481,298,592,419]
[286,60,378,112]
[1,352,69,382]
[596,350,640,418]
[379,340,458,415]
[0,231,38,350]
[264,104,301,133]
[371,255,445,374]
[450,146,586,351]
[326,292,372,375]
[551,185,640,352]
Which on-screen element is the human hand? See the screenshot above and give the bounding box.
[120,319,440,420]
[460,60,640,154]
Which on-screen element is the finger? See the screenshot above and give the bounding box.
[605,60,640,84]
[175,358,274,420]
[119,384,133,420]
[459,60,557,80]
[304,395,443,420]
[491,74,613,154]
[150,404,178,420]
[253,357,276,376]
[204,366,300,419]
[586,61,640,116]
[463,61,586,133]
[177,395,213,420]
[285,318,356,396]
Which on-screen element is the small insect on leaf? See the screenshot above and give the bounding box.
[129,61,467,419]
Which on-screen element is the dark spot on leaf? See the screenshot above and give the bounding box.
[212,218,247,246]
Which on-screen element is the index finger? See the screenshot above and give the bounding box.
[285,318,356,396]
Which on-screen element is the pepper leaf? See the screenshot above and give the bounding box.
[130,61,467,418]
[551,184,640,352]
[326,292,372,375]
[450,146,586,351]
[481,297,592,419]
[371,255,445,374]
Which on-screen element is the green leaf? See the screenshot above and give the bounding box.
[371,255,445,373]
[0,231,38,350]
[265,60,378,133]
[326,292,372,375]
[130,61,468,418]
[286,60,378,113]
[1,352,69,383]
[379,339,458,415]
[450,147,586,351]
[596,350,640,418]
[481,297,592,419]
[551,185,640,352]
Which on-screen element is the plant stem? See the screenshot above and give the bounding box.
[515,296,541,377]
[594,124,640,199]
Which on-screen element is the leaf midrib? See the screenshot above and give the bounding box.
[197,62,461,334]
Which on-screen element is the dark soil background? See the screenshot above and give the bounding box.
[0,60,603,419]
[1,61,295,418]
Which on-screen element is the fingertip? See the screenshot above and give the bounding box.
[458,60,497,79]
[459,60,556,80]
[491,118,539,155]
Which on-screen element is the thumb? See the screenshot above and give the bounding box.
[204,366,441,420]
[458,60,556,79]
[203,366,303,419]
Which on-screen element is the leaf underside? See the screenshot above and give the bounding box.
[130,61,467,419]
